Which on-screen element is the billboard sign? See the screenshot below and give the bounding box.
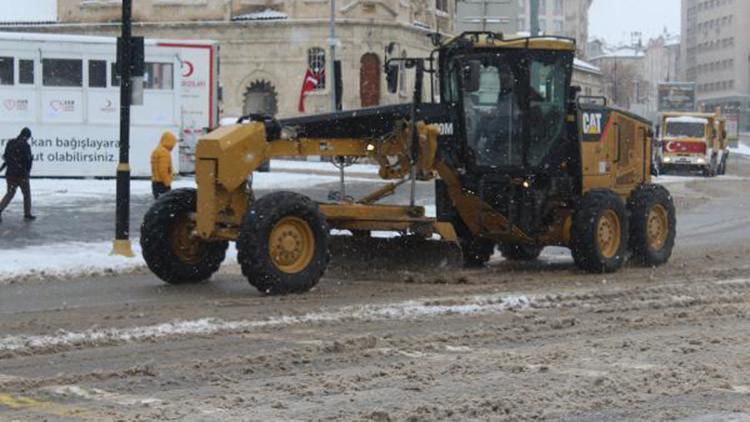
[658,82,696,112]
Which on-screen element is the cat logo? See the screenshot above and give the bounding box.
[582,112,604,135]
[436,122,454,136]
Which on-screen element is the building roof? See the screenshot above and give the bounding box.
[573,58,601,74]
[0,31,217,46]
[589,45,645,61]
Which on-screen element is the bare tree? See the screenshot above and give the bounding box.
[598,60,640,109]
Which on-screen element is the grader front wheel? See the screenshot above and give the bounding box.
[140,188,228,284]
[237,192,329,295]
[571,189,629,273]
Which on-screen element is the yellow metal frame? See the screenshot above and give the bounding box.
[193,120,449,241]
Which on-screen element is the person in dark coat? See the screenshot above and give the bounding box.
[0,127,36,223]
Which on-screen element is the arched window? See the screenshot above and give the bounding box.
[307,47,326,90]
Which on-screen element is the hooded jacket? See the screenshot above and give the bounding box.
[2,134,33,178]
[150,131,177,186]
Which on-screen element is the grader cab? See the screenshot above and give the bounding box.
[140,32,676,295]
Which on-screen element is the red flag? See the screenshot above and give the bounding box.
[298,68,323,112]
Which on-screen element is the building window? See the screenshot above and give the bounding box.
[144,62,174,90]
[554,0,562,14]
[436,0,448,13]
[399,50,407,95]
[88,60,107,88]
[43,58,83,87]
[19,60,34,85]
[308,47,326,90]
[539,0,546,12]
[0,57,13,85]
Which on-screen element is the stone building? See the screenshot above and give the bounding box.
[641,32,681,120]
[572,58,603,98]
[589,45,647,112]
[3,0,455,118]
[681,0,750,131]
[456,0,592,58]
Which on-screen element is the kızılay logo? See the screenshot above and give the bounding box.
[3,99,29,111]
[182,60,195,78]
[50,99,75,112]
[100,99,116,112]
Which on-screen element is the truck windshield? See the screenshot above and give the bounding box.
[665,121,706,138]
[458,50,571,169]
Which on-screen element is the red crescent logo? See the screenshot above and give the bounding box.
[182,61,195,78]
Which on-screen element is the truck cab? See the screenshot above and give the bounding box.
[657,112,728,176]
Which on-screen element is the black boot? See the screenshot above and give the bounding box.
[24,214,36,221]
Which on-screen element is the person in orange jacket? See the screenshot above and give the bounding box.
[150,131,177,199]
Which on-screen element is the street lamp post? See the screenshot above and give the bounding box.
[329,0,337,112]
[111,0,134,257]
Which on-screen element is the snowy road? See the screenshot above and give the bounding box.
[1,157,750,420]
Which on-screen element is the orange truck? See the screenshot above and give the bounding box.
[656,112,729,176]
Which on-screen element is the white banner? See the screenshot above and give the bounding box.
[0,125,179,178]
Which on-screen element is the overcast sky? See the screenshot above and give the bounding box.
[0,0,56,21]
[3,0,682,46]
[589,0,681,46]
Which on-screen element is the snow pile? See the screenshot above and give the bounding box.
[0,242,240,283]
[730,142,750,157]
[0,241,146,282]
[25,164,372,208]
[0,293,534,354]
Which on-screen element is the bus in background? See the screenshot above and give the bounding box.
[0,32,219,177]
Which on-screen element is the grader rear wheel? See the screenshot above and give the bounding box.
[140,188,228,284]
[628,184,676,266]
[237,191,329,295]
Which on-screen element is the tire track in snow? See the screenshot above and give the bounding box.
[0,294,533,357]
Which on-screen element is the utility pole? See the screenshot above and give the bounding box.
[329,0,337,112]
[112,0,134,257]
[530,0,540,36]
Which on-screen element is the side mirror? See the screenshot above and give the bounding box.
[569,85,581,99]
[386,64,399,94]
[655,125,661,137]
[462,61,481,93]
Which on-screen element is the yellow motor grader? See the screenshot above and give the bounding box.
[141,32,676,294]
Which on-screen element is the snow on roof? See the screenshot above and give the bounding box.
[589,46,645,61]
[232,9,288,21]
[666,116,708,124]
[0,31,217,46]
[573,58,601,74]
